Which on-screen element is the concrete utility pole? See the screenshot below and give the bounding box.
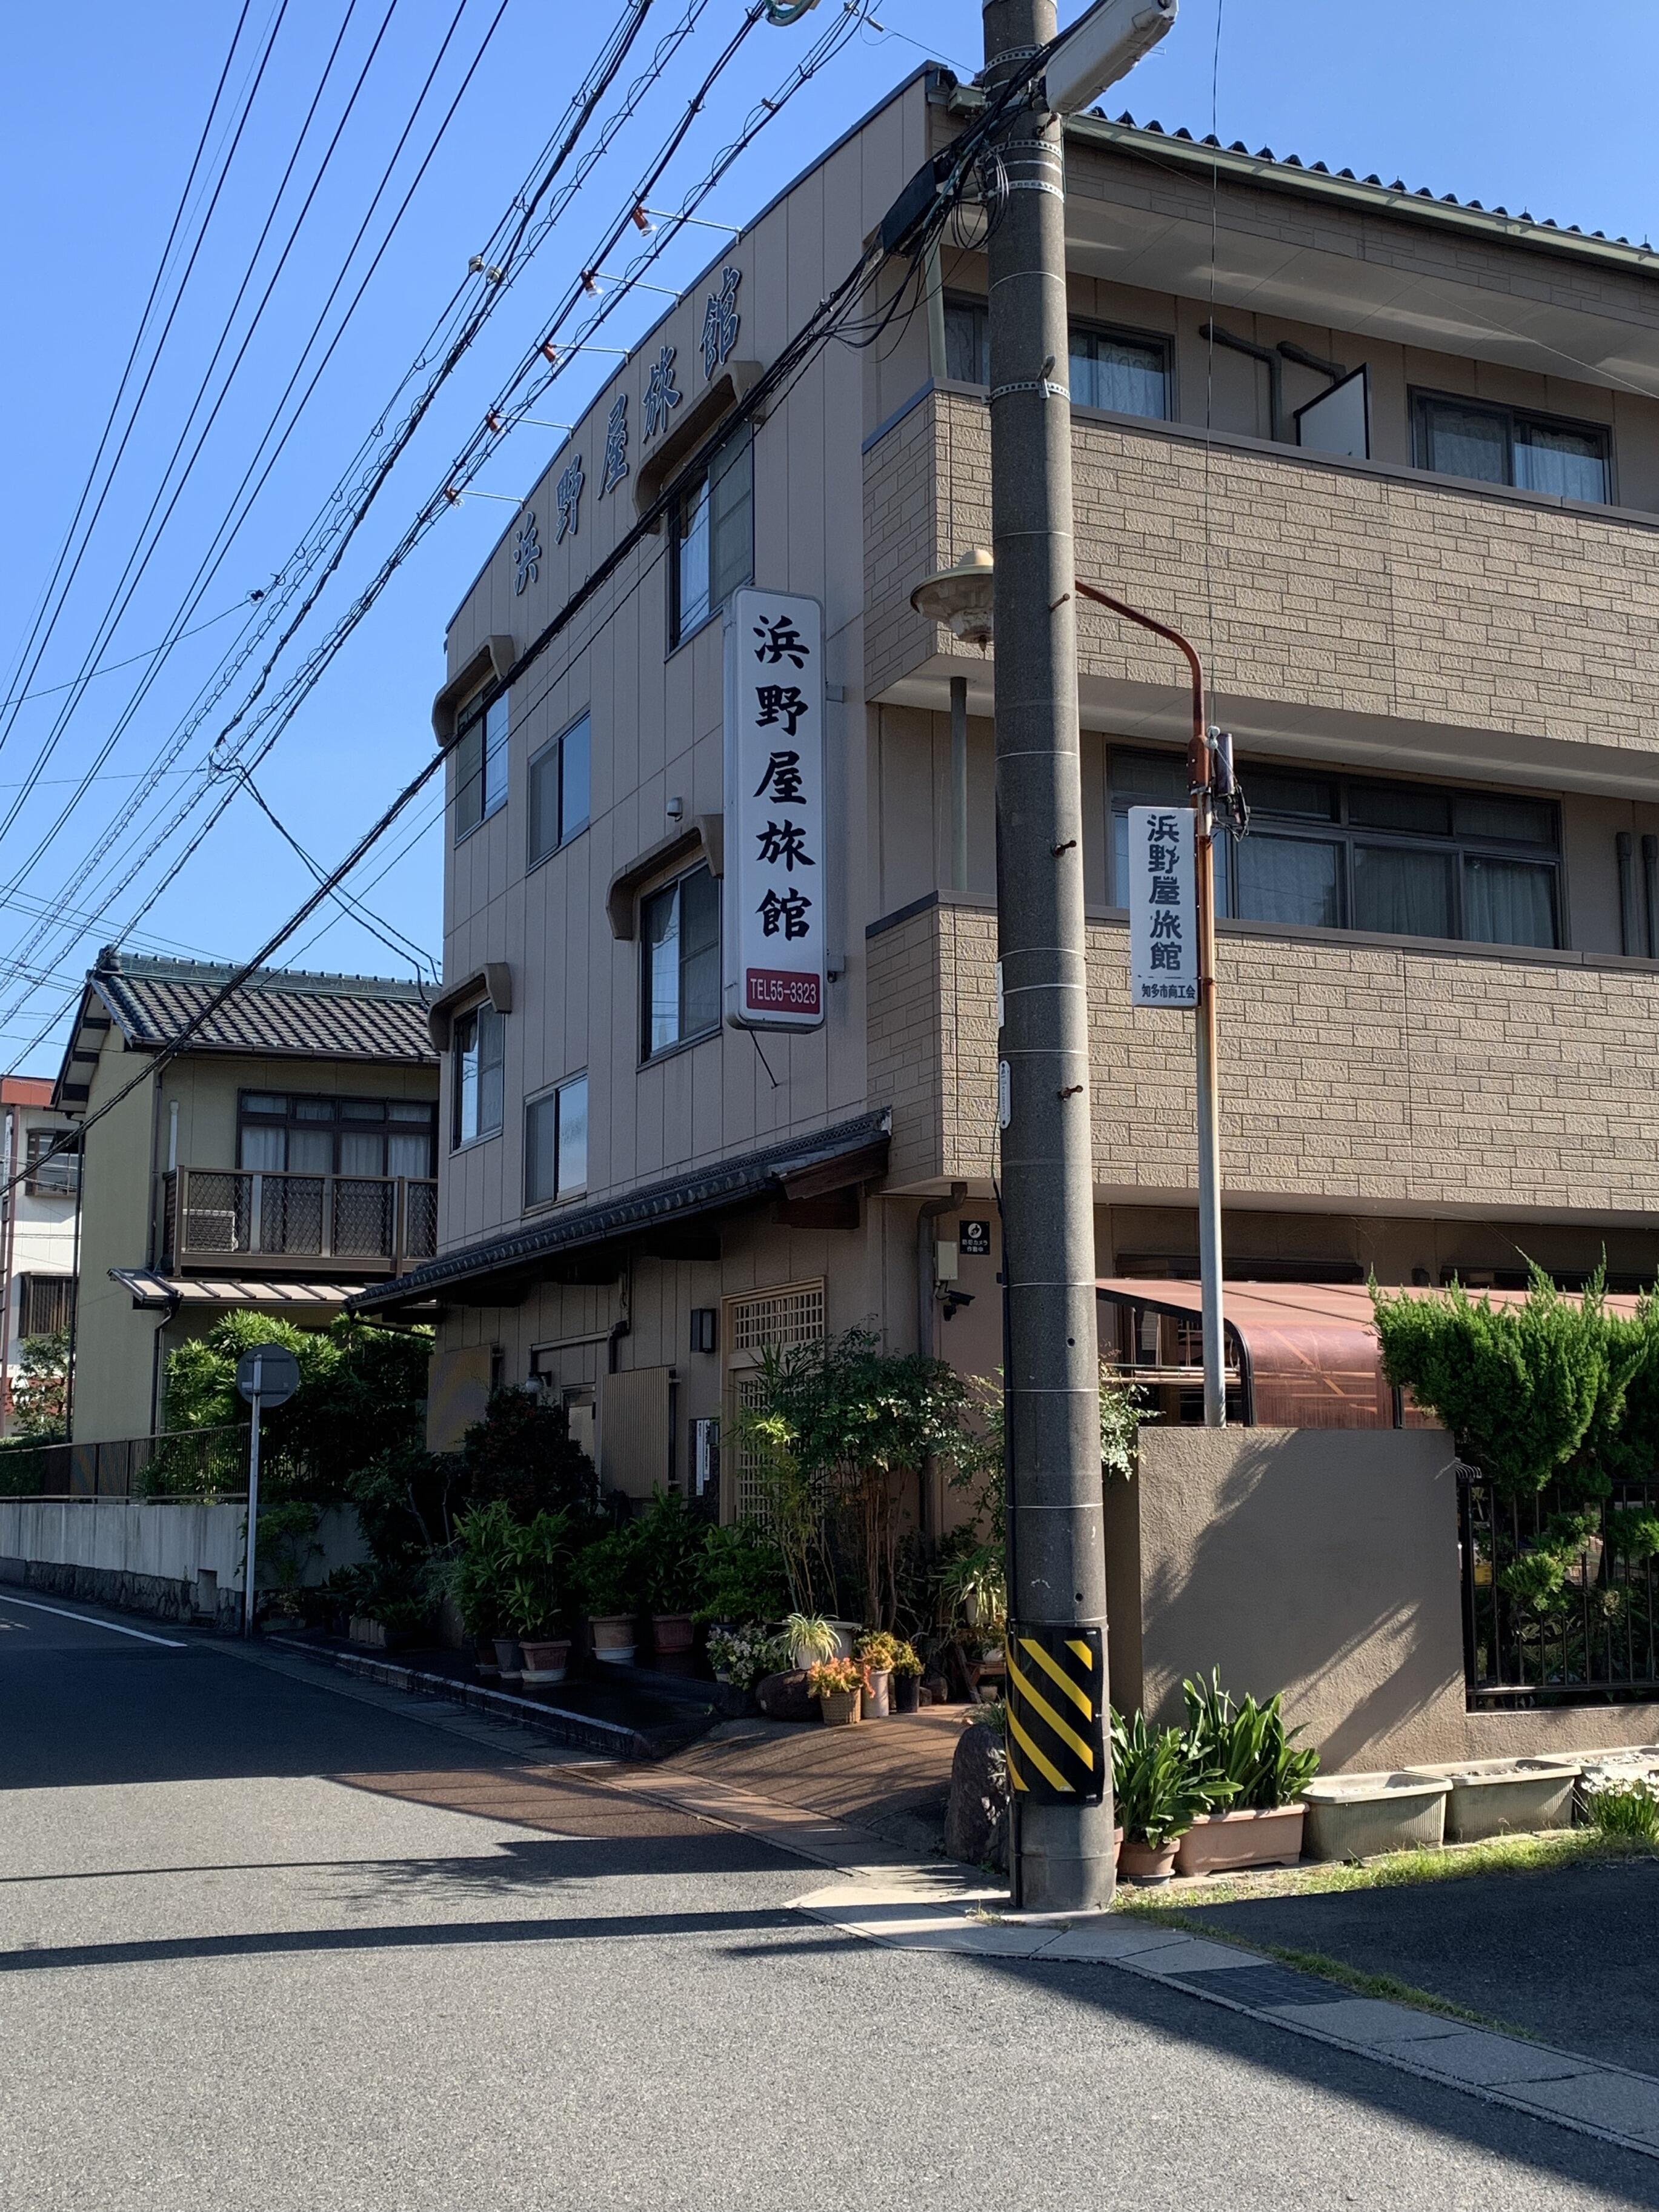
[984,0,1114,1912]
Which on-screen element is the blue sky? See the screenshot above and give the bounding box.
[1,0,1653,1074]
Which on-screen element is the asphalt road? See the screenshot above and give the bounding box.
[1,1589,1656,2211]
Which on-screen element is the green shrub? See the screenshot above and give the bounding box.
[1586,1781,1659,1841]
[503,1510,579,1640]
[1182,1670,1320,1810]
[694,1518,790,1624]
[631,1488,709,1615]
[576,1524,647,1617]
[462,1389,599,1521]
[451,1500,519,1638]
[1111,1707,1232,1846]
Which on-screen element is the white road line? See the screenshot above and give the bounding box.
[0,1594,188,1647]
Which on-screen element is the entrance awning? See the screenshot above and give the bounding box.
[113,1270,387,1313]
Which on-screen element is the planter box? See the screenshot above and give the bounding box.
[1405,1759,1578,1843]
[349,1615,388,1649]
[519,1638,571,1686]
[1119,1838,1179,1883]
[818,1687,861,1727]
[1302,1774,1450,1861]
[862,1667,892,1718]
[493,1636,523,1682]
[1175,1805,1306,1878]
[589,1615,637,1666]
[651,1613,696,1656]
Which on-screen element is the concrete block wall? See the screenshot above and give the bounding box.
[869,896,1659,1215]
[1115,1425,1659,1772]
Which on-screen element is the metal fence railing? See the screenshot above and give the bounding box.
[0,1426,247,1502]
[1459,1468,1659,1707]
[159,1169,437,1272]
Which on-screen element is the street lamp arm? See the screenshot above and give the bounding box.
[1072,579,1205,757]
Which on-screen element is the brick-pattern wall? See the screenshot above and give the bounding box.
[873,393,1659,755]
[869,898,1659,1214]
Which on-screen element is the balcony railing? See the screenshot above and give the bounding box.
[159,1167,437,1277]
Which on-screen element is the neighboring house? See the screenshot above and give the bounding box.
[54,951,438,1445]
[357,68,1659,1513]
[0,1075,81,1433]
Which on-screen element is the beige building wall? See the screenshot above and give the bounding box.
[1117,1426,1659,1772]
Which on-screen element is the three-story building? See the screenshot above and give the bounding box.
[359,69,1659,1516]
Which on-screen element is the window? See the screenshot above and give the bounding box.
[24,1129,78,1198]
[18,1274,75,1338]
[236,1094,437,1178]
[669,428,753,648]
[1413,394,1610,504]
[943,296,989,385]
[454,688,510,839]
[642,863,720,1056]
[1109,749,1561,949]
[528,713,591,866]
[1069,322,1169,419]
[452,1006,505,1146]
[943,296,1172,421]
[525,1072,588,1207]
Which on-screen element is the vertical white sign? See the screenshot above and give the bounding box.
[1128,804,1198,1007]
[724,586,826,1031]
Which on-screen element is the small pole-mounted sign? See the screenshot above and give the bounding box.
[236,1343,301,1638]
[1127,804,1198,1008]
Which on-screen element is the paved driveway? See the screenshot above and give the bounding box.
[1,1589,1656,2211]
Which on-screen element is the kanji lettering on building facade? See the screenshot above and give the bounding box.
[514,510,540,596]
[555,456,583,543]
[642,344,680,440]
[755,684,808,737]
[1128,805,1197,1008]
[724,589,825,1031]
[599,393,628,495]
[701,265,741,380]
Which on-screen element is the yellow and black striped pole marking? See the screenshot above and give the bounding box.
[1004,1624,1105,1803]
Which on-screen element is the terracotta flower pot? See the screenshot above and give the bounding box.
[474,1637,499,1678]
[518,1637,571,1686]
[493,1636,522,1682]
[1119,1836,1179,1884]
[589,1614,637,1666]
[651,1613,696,1655]
[818,1687,862,1727]
[893,1674,922,1715]
[862,1667,892,1718]
[1175,1805,1306,1878]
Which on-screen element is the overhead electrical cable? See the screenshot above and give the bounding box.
[0,0,292,769]
[0,0,672,1006]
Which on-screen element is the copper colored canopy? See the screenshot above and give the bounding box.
[1095,1279,1642,1430]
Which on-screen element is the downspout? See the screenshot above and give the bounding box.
[1643,834,1658,958]
[1617,831,1638,955]
[63,1125,84,1440]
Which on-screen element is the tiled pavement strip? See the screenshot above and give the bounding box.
[227,1641,1659,2161]
[604,1760,1659,2164]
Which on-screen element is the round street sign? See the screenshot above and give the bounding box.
[236,1343,301,1408]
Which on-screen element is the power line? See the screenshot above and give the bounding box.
[0,598,255,712]
[0,0,670,1014]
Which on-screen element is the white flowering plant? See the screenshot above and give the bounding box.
[707,1623,793,1689]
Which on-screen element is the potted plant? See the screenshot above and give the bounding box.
[634,1488,708,1662]
[453,1500,519,1679]
[786,1611,839,1673]
[856,1629,903,1718]
[504,1510,576,1686]
[707,1623,792,1689]
[1112,1708,1231,1882]
[890,1639,924,1714]
[808,1655,863,1726]
[1175,1670,1319,1876]
[577,1525,645,1664]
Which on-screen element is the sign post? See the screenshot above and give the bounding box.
[236,1343,301,1637]
[723,586,826,1034]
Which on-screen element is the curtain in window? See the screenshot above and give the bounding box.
[339,1132,385,1178]
[645,885,682,1052]
[557,1077,588,1197]
[560,717,590,838]
[710,433,753,609]
[238,1126,287,1172]
[387,1133,431,1180]
[679,868,721,1038]
[675,479,712,639]
[1235,835,1341,928]
[1423,402,1506,483]
[1514,423,1607,503]
[1070,335,1166,418]
[287,1129,333,1175]
[1352,846,1455,937]
[1463,856,1557,947]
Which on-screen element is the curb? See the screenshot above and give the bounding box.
[260,1634,683,1760]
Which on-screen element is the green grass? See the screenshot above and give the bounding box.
[1111,1824,1658,1912]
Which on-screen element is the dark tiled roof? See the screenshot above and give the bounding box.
[1097,111,1654,255]
[84,953,436,1066]
[353,1109,893,1314]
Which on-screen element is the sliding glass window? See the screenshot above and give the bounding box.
[1109,751,1560,949]
[1414,393,1610,505]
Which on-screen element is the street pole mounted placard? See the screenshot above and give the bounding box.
[236,1343,301,1638]
[723,586,826,1032]
[1127,803,1198,1008]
